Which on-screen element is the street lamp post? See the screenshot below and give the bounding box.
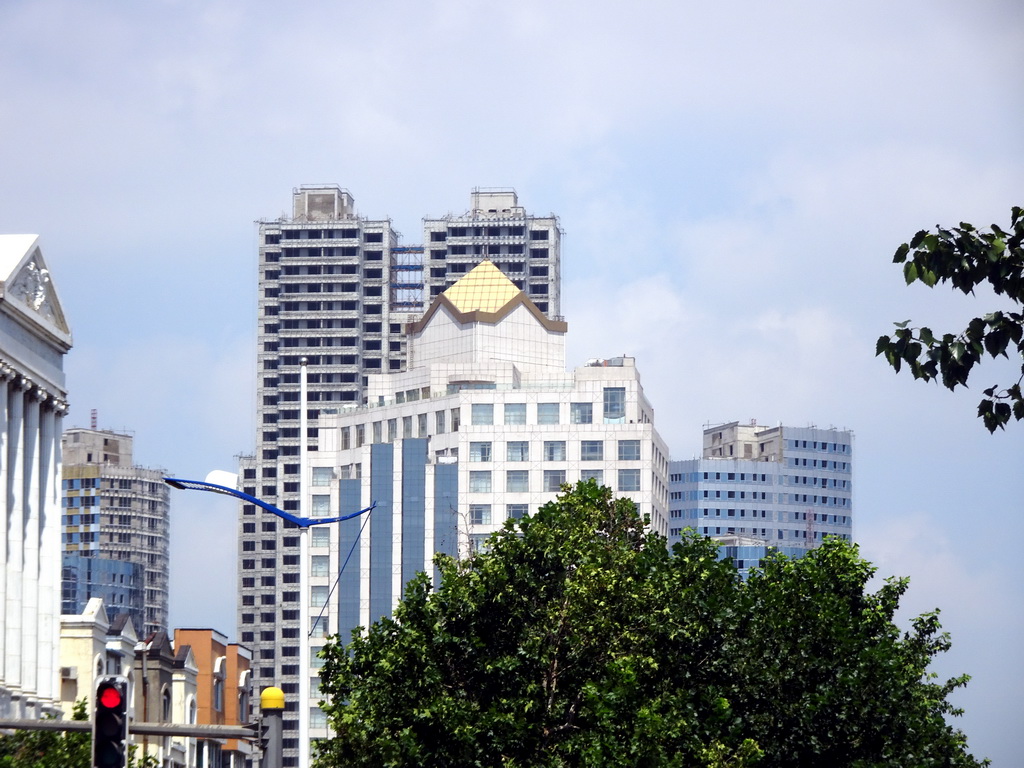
[165,361,374,768]
[298,358,310,768]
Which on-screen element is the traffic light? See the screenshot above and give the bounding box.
[93,676,128,768]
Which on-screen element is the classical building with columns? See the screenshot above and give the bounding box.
[0,234,72,718]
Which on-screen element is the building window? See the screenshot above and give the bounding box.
[418,413,428,437]
[469,442,492,462]
[311,528,330,547]
[506,470,529,493]
[543,441,566,461]
[311,555,329,577]
[618,440,641,461]
[507,504,529,520]
[311,495,331,517]
[435,411,446,434]
[603,387,626,423]
[580,469,604,485]
[537,403,560,425]
[311,467,332,487]
[504,403,526,425]
[570,403,593,424]
[618,469,641,492]
[469,471,492,493]
[507,441,529,462]
[470,504,491,525]
[543,470,566,492]
[311,586,329,607]
[451,408,461,431]
[580,441,604,461]
[471,404,493,425]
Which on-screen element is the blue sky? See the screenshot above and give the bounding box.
[1,0,1021,762]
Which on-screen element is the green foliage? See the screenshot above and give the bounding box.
[876,206,1024,431]
[0,700,159,768]
[314,482,985,768]
[0,701,89,768]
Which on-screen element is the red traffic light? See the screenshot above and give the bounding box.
[98,685,123,709]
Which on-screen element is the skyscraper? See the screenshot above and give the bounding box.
[240,187,563,766]
[60,427,171,636]
[667,421,853,575]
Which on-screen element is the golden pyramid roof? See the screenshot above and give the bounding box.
[407,259,568,335]
[442,260,521,313]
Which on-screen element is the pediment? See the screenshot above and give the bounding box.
[0,235,72,345]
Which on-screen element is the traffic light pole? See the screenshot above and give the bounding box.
[0,719,260,739]
[0,686,287,764]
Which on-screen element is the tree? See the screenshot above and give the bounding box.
[0,701,159,768]
[0,701,89,768]
[314,482,985,767]
[875,206,1024,431]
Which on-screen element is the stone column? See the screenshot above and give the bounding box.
[4,378,26,705]
[36,396,60,707]
[0,367,10,687]
[21,387,41,703]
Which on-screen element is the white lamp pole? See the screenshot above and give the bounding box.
[298,358,310,768]
[162,362,376,768]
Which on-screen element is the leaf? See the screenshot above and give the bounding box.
[918,327,935,346]
[903,261,919,285]
[893,320,911,329]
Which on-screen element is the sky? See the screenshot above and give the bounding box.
[1,0,1021,762]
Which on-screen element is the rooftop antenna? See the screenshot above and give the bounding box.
[90,409,97,429]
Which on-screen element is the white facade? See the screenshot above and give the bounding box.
[301,263,668,746]
[0,234,72,719]
[58,597,138,717]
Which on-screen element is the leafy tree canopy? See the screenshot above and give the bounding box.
[0,701,159,768]
[876,206,1024,431]
[314,482,985,768]
[0,701,90,768]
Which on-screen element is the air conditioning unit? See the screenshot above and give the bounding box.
[60,666,78,680]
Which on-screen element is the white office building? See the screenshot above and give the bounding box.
[294,261,668,744]
[0,235,72,718]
